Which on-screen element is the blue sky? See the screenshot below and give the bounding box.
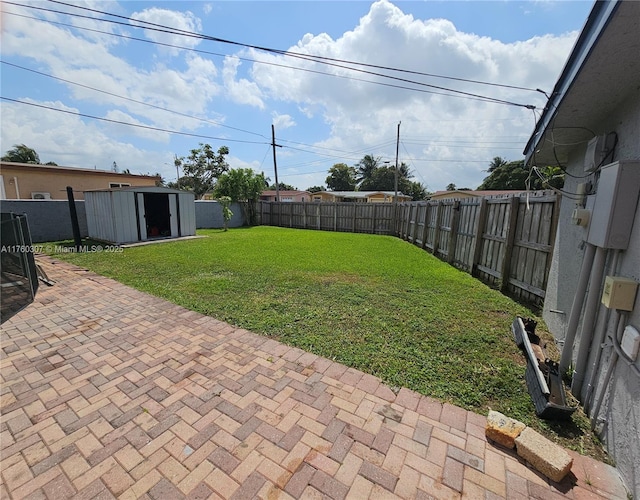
[1,0,594,191]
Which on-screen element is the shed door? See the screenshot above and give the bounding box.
[169,194,179,237]
[137,193,147,241]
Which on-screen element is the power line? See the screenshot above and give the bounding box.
[45,0,543,94]
[1,97,269,145]
[6,1,538,108]
[3,8,530,108]
[1,61,268,139]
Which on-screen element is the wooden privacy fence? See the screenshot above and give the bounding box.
[258,201,396,234]
[258,192,560,305]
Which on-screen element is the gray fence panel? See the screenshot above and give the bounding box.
[1,200,89,243]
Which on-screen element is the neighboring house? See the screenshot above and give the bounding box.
[429,189,527,201]
[523,1,640,496]
[260,190,311,202]
[0,162,160,200]
[311,191,411,203]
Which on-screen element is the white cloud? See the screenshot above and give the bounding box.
[0,99,172,177]
[223,56,265,109]
[248,0,578,190]
[130,7,203,55]
[1,0,582,192]
[272,113,296,130]
[103,110,171,143]
[2,8,222,130]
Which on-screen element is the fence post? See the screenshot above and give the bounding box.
[544,194,561,286]
[433,202,443,255]
[448,200,461,264]
[372,203,377,234]
[334,201,338,231]
[402,204,409,240]
[470,198,488,273]
[317,203,321,230]
[500,196,520,293]
[302,201,307,229]
[352,204,357,232]
[421,204,430,249]
[411,203,421,245]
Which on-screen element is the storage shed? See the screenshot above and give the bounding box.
[84,187,196,244]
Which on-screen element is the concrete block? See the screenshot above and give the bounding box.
[515,427,573,483]
[485,410,526,449]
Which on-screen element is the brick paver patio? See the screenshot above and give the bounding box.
[1,256,628,499]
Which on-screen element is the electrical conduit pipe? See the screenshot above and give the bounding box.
[590,311,627,430]
[571,246,609,400]
[560,243,597,375]
[584,250,620,413]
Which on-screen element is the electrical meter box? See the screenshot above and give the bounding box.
[587,161,640,249]
[601,276,638,311]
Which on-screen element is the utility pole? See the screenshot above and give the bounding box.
[393,121,401,234]
[394,121,401,202]
[271,125,282,202]
[174,155,180,189]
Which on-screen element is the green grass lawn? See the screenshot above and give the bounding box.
[48,226,606,460]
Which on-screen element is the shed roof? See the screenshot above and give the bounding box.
[84,186,191,195]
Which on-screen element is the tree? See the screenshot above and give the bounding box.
[405,181,429,201]
[168,175,209,195]
[151,172,165,187]
[307,185,325,193]
[2,144,40,164]
[359,162,415,194]
[325,163,357,191]
[535,165,565,189]
[176,143,230,199]
[214,168,266,225]
[446,183,457,191]
[354,154,381,185]
[217,196,233,231]
[360,166,395,191]
[476,158,564,190]
[268,182,297,191]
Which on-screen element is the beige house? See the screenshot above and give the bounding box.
[0,162,160,200]
[311,191,411,203]
[429,189,527,201]
[260,190,312,202]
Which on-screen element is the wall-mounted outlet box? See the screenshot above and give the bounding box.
[601,276,638,311]
[621,326,640,361]
[571,208,590,226]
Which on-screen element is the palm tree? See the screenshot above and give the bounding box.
[2,144,40,164]
[397,162,413,180]
[355,155,381,186]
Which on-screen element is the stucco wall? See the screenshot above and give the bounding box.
[1,200,89,243]
[542,88,640,496]
[2,200,247,243]
[194,200,245,229]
